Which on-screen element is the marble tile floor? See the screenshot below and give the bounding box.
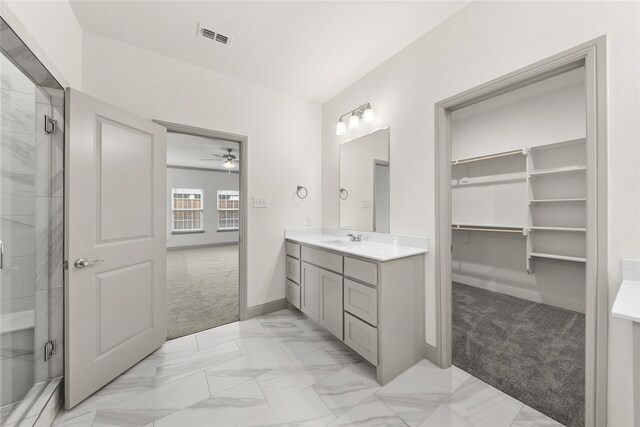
[53,309,565,427]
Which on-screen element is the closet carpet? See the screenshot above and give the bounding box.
[166,244,239,340]
[452,282,584,427]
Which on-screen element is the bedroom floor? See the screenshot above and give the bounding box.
[166,245,239,340]
[453,282,584,427]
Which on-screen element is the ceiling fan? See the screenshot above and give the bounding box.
[200,148,239,170]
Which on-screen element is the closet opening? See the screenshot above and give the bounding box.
[435,38,607,427]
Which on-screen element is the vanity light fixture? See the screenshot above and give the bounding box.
[348,113,360,130]
[335,103,374,135]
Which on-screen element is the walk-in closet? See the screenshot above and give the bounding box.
[450,68,586,427]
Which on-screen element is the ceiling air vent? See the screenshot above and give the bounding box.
[198,24,231,46]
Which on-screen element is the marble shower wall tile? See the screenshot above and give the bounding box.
[0,88,35,134]
[0,174,35,216]
[50,104,64,198]
[0,54,36,95]
[0,216,35,258]
[0,328,33,359]
[0,132,35,175]
[0,255,35,300]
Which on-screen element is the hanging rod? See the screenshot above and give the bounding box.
[451,149,525,165]
[451,224,524,234]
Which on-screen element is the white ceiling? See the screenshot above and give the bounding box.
[167,132,239,172]
[69,1,469,103]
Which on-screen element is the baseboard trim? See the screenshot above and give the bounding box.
[452,273,585,313]
[424,342,438,366]
[245,299,288,319]
[167,241,238,251]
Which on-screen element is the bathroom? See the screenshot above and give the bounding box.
[0,1,639,426]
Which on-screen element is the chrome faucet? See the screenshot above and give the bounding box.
[347,233,362,242]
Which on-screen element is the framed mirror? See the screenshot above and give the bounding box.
[339,127,390,233]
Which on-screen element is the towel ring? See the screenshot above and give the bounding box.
[339,188,349,200]
[296,185,308,199]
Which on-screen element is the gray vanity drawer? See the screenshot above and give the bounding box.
[286,279,301,309]
[344,312,378,366]
[301,246,343,274]
[344,256,377,286]
[344,279,378,326]
[286,256,301,283]
[286,241,301,259]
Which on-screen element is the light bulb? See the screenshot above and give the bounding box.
[349,114,359,130]
[336,120,346,135]
[363,106,375,122]
[223,160,235,169]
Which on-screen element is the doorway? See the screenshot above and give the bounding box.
[434,38,608,427]
[166,133,240,339]
[158,122,248,340]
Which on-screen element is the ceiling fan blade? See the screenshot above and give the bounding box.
[199,159,221,161]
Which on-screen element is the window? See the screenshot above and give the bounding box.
[172,188,204,232]
[217,190,239,230]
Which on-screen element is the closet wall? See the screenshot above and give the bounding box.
[451,69,586,312]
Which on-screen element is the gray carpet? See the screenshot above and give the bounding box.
[166,245,239,340]
[452,282,584,427]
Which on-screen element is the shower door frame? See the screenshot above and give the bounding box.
[434,37,608,427]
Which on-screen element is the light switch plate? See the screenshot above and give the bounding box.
[253,197,268,208]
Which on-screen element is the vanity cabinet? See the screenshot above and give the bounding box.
[285,237,426,385]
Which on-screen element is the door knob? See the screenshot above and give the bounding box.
[74,258,104,268]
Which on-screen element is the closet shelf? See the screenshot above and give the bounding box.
[530,252,586,263]
[529,138,586,151]
[451,149,525,166]
[529,226,586,232]
[529,198,586,204]
[528,166,586,178]
[452,224,524,234]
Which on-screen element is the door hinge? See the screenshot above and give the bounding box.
[44,340,56,362]
[44,115,57,134]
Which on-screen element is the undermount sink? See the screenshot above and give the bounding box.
[322,239,361,247]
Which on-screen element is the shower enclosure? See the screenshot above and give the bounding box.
[0,18,65,424]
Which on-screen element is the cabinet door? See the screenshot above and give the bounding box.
[318,268,344,339]
[301,262,319,321]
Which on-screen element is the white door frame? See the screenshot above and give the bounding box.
[434,37,608,427]
[154,120,249,320]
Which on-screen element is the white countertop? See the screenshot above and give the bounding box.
[285,232,428,262]
[612,280,640,323]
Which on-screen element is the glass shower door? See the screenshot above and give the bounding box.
[0,44,63,423]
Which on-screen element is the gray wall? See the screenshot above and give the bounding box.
[167,166,239,249]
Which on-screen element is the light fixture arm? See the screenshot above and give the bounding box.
[338,103,372,122]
